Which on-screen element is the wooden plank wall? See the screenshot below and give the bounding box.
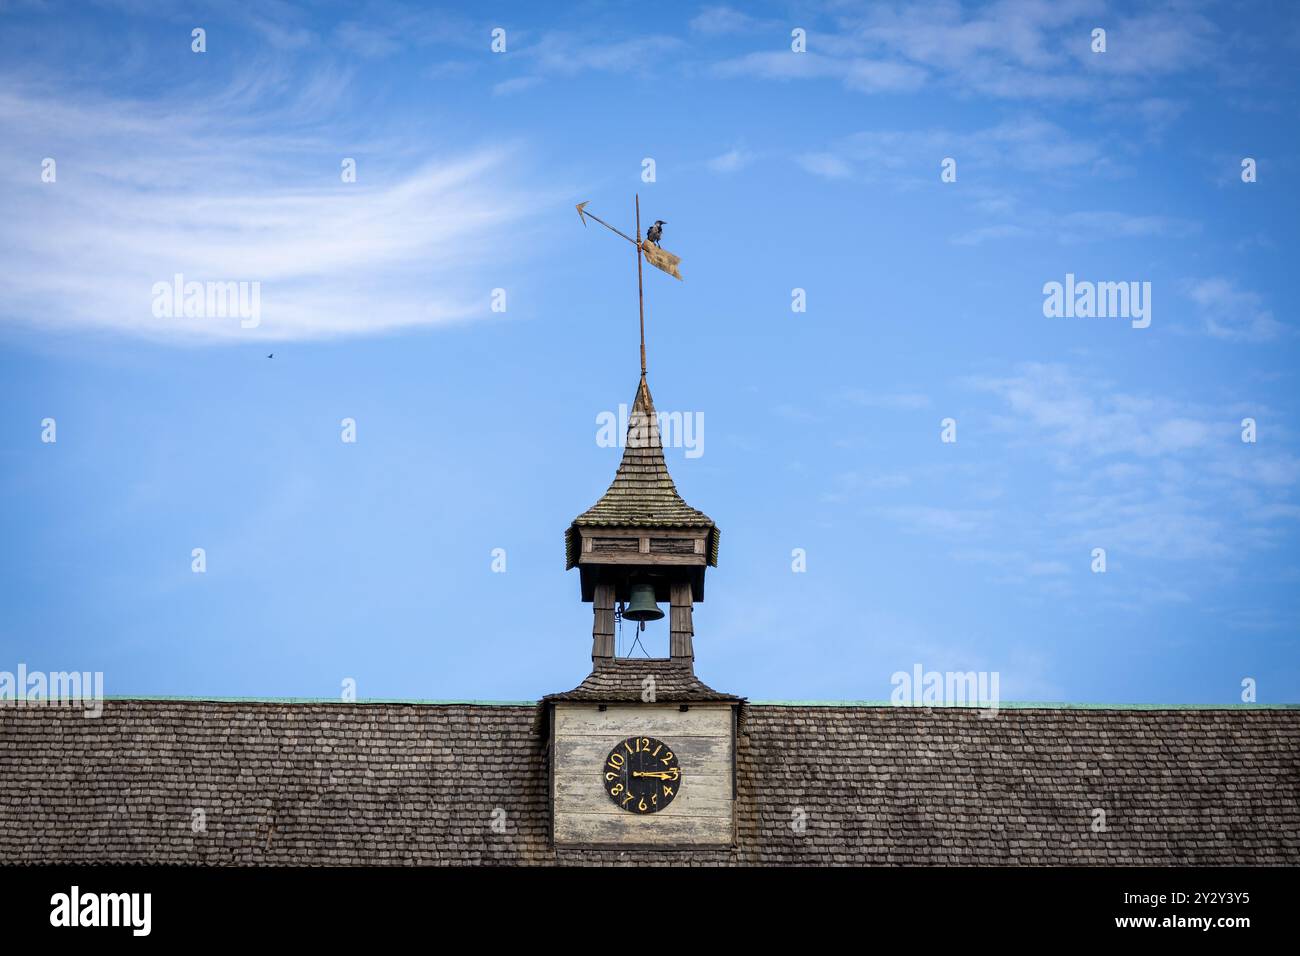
[553,702,734,846]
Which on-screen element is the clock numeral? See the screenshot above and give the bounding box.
[604,736,681,815]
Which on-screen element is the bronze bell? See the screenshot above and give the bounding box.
[623,582,664,622]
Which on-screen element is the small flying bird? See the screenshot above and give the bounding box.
[646,220,666,246]
[267,353,274,359]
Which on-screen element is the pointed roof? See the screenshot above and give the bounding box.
[566,376,718,568]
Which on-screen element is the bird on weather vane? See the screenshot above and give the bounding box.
[575,195,683,376]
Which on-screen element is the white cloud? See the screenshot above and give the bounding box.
[706,148,753,173]
[841,59,929,92]
[485,31,684,95]
[1055,211,1201,243]
[965,362,1228,458]
[493,76,543,96]
[952,208,1200,246]
[0,78,544,342]
[707,0,1227,118]
[714,51,926,91]
[796,117,1118,186]
[796,152,854,179]
[690,6,758,35]
[1184,278,1286,342]
[334,21,403,57]
[963,361,1299,564]
[1090,9,1219,75]
[526,32,682,77]
[832,0,1217,100]
[715,51,842,81]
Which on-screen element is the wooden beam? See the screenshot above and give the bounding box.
[592,583,615,659]
[669,580,694,662]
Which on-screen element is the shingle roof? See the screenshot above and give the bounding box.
[542,659,740,704]
[534,658,747,735]
[566,376,718,569]
[3,700,1297,866]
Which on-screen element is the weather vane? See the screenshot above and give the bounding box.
[575,194,682,377]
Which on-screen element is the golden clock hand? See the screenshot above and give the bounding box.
[632,769,681,781]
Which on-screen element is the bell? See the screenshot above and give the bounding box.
[623,582,664,622]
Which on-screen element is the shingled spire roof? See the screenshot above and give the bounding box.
[566,375,718,569]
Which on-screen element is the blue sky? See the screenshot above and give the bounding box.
[1,0,1297,704]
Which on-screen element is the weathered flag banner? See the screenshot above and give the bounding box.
[640,240,682,280]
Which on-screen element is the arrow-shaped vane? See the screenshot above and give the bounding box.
[575,201,637,247]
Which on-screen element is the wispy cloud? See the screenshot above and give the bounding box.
[964,361,1299,564]
[1054,210,1201,243]
[951,206,1201,246]
[796,152,854,180]
[833,358,1298,607]
[965,362,1227,458]
[715,51,927,92]
[495,31,684,92]
[0,75,545,342]
[493,75,543,96]
[690,5,763,36]
[718,0,1224,104]
[1183,278,1287,342]
[706,148,753,173]
[795,117,1120,185]
[333,21,404,58]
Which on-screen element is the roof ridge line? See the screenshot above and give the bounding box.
[747,700,1300,709]
[44,696,1300,710]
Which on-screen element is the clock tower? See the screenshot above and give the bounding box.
[539,373,743,848]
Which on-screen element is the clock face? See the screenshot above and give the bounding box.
[603,735,681,814]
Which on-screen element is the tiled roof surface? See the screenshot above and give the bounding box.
[2,701,1296,866]
[566,376,717,569]
[541,659,741,704]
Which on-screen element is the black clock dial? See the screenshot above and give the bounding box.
[602,735,681,814]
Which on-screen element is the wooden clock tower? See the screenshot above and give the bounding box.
[539,373,743,848]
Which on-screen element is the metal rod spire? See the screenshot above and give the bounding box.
[635,194,646,377]
[576,197,672,376]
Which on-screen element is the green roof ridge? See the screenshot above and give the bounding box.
[84,695,1300,709]
[96,695,535,706]
[747,700,1300,709]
